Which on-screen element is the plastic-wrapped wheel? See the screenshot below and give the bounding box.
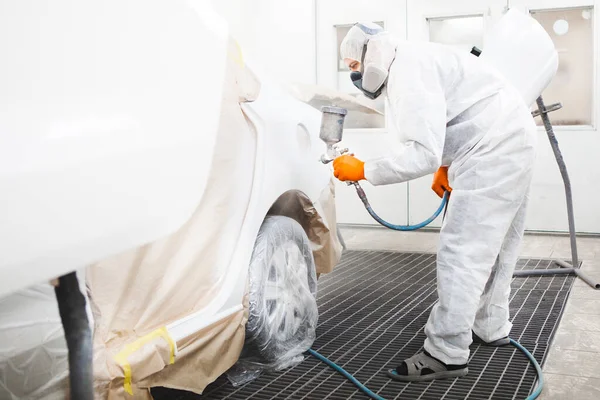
[246,215,318,365]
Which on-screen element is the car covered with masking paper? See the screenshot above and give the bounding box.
[0,1,342,398]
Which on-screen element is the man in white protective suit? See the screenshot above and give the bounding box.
[332,22,537,382]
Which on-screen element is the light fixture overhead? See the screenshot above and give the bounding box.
[553,19,569,36]
[582,10,592,20]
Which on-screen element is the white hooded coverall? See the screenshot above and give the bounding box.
[346,37,537,365]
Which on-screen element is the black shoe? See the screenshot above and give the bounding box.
[472,331,510,347]
[386,351,468,382]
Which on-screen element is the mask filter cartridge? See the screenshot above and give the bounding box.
[350,71,383,100]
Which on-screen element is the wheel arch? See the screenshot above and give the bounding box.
[266,187,342,275]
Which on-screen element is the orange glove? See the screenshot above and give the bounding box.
[333,155,365,182]
[432,166,452,198]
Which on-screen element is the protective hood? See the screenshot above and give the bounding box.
[340,22,383,62]
[361,34,397,94]
[340,23,397,99]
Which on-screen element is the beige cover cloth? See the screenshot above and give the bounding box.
[88,38,254,399]
[86,38,341,399]
[268,179,342,275]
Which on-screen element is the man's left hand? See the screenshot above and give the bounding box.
[432,166,452,198]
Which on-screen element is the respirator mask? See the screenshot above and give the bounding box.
[340,22,396,100]
[350,36,395,100]
[350,43,388,100]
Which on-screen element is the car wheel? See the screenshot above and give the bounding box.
[246,215,318,365]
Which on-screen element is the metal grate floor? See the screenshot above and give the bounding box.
[156,251,575,400]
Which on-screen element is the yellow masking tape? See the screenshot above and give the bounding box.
[114,327,176,396]
[230,40,244,68]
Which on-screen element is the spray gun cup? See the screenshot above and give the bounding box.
[319,106,348,147]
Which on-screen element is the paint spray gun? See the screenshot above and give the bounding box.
[318,106,369,203]
[318,106,448,231]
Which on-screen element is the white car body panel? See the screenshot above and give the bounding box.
[167,60,333,341]
[0,0,229,298]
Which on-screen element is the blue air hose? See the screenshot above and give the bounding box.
[510,338,544,400]
[308,340,543,400]
[307,349,385,400]
[307,186,544,399]
[350,182,449,231]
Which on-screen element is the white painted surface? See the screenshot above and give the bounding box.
[217,63,336,315]
[211,0,317,85]
[0,0,229,297]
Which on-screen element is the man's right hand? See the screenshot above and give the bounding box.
[333,155,366,182]
[432,166,451,198]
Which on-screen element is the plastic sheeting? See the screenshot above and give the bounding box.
[227,216,318,386]
[0,270,91,400]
